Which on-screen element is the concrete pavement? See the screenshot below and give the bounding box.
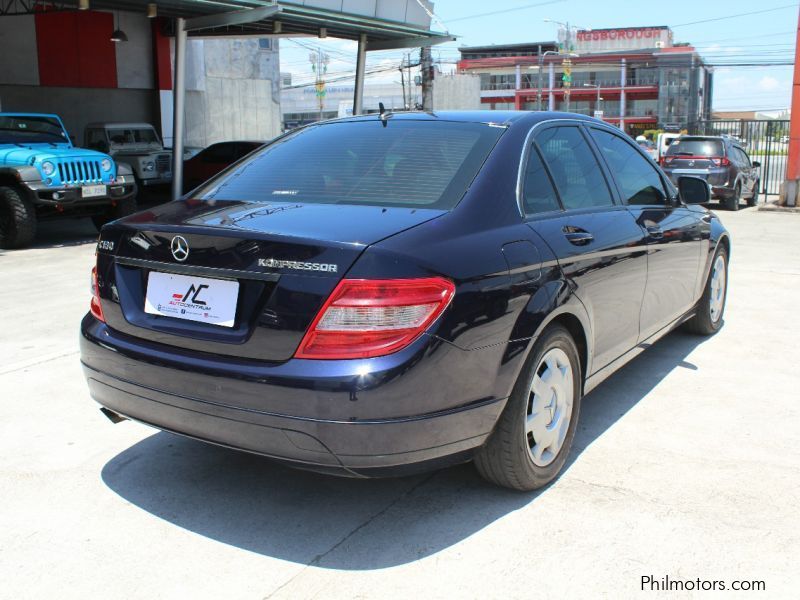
[1,209,798,599]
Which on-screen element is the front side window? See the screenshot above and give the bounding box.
[590,128,667,206]
[197,120,505,209]
[535,126,613,210]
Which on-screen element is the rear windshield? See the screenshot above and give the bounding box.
[197,120,505,209]
[666,138,724,157]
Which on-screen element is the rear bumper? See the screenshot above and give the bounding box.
[80,315,506,477]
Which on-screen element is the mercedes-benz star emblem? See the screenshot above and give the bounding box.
[171,236,189,262]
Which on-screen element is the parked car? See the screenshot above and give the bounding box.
[85,122,172,189]
[183,141,263,193]
[0,112,136,248]
[656,132,681,161]
[660,135,760,211]
[81,112,730,491]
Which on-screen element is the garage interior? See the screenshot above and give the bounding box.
[0,0,453,197]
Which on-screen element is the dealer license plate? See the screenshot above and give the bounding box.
[144,271,239,328]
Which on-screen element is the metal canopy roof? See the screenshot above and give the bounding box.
[16,1,454,49]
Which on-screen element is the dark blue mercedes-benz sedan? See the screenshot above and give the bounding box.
[80,111,730,491]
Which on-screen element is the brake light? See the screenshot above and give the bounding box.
[711,157,731,167]
[295,277,456,359]
[662,156,674,165]
[90,266,105,322]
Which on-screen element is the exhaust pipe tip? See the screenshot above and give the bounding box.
[100,407,128,424]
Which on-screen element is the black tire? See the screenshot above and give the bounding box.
[0,185,37,249]
[747,181,759,207]
[91,196,137,231]
[684,243,728,336]
[724,183,741,211]
[475,325,582,491]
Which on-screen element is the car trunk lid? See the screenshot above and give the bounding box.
[96,199,445,362]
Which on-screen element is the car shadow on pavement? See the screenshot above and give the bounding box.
[100,329,711,570]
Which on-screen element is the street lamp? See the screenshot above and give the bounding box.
[529,50,578,112]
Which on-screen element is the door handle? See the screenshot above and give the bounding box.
[646,225,664,239]
[563,229,594,246]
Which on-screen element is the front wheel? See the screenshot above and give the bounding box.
[684,244,728,335]
[91,196,137,231]
[475,324,582,491]
[0,185,37,249]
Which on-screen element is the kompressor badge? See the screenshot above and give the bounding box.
[258,258,338,273]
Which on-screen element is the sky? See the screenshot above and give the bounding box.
[279,0,798,112]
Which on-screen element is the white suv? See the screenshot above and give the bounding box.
[85,122,172,188]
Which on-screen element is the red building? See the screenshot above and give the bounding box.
[457,26,713,136]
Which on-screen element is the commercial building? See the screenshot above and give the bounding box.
[457,26,713,136]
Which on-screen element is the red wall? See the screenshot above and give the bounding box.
[36,10,118,88]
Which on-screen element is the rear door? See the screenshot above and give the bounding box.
[524,123,648,372]
[588,126,704,340]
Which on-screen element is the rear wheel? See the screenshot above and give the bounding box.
[475,325,582,491]
[0,185,37,249]
[724,183,741,211]
[747,181,760,207]
[91,196,137,231]
[684,244,728,335]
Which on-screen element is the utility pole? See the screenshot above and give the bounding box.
[309,48,329,121]
[781,5,800,206]
[420,46,433,111]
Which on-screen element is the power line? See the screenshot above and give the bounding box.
[445,0,567,24]
[671,3,799,28]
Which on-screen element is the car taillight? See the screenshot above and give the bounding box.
[711,157,731,167]
[295,277,456,360]
[90,266,105,322]
[662,156,674,165]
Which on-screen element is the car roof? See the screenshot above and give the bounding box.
[328,110,599,129]
[0,112,61,119]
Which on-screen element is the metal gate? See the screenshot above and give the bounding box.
[688,119,790,196]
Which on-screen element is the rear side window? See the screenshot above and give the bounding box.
[522,147,561,215]
[666,138,724,157]
[536,126,613,210]
[590,128,667,206]
[198,121,505,209]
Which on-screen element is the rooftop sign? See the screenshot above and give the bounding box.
[574,27,673,54]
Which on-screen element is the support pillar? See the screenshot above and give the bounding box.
[170,17,187,201]
[619,58,627,131]
[353,33,367,116]
[781,6,800,206]
[548,63,555,111]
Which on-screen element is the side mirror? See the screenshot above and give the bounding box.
[678,176,710,205]
[752,161,761,168]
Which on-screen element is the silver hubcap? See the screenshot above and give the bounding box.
[526,348,574,467]
[709,254,726,322]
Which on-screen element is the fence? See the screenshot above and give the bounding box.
[688,119,789,196]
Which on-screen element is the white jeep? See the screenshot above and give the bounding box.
[84,122,172,188]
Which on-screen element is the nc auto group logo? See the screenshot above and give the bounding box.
[169,283,211,312]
